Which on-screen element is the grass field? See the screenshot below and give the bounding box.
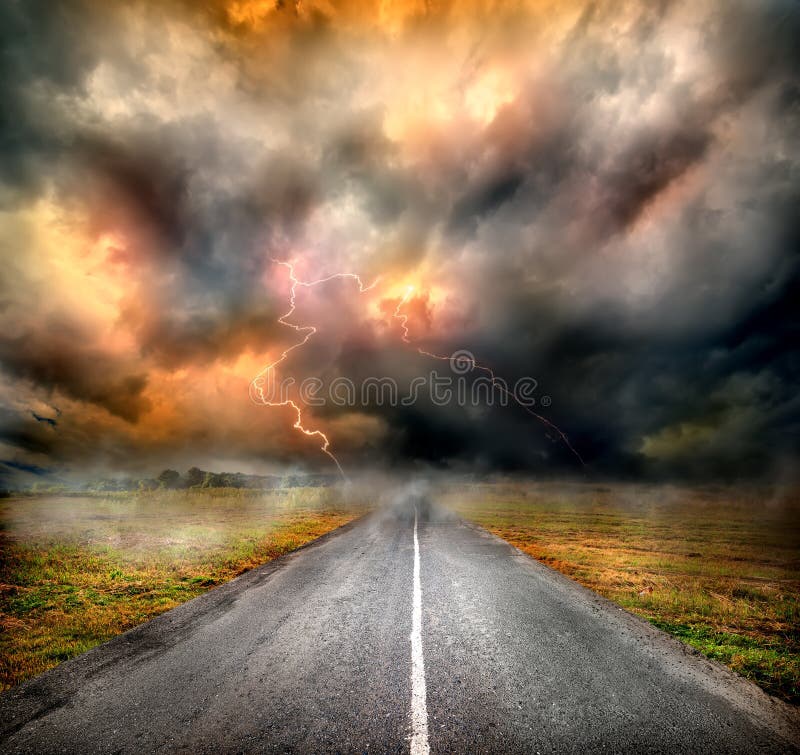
[443,481,800,704]
[3,480,798,705]
[0,487,368,691]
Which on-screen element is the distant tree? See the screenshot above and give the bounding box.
[201,472,221,488]
[185,467,205,488]
[157,469,181,489]
[138,478,158,491]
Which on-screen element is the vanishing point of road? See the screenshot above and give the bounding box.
[1,499,798,753]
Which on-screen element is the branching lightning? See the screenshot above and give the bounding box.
[393,286,585,466]
[252,260,583,474]
[249,259,378,479]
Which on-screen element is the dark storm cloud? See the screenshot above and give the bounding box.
[76,135,191,252]
[0,403,59,457]
[709,0,800,100]
[129,307,286,369]
[449,171,526,235]
[397,2,798,479]
[0,0,114,206]
[0,321,151,423]
[0,0,797,480]
[323,116,418,226]
[587,127,711,241]
[110,145,324,368]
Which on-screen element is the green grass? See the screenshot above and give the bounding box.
[648,620,798,701]
[0,487,370,690]
[443,480,800,705]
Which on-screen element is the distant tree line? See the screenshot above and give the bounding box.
[4,468,335,494]
[145,467,334,490]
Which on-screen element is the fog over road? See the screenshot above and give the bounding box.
[1,500,798,753]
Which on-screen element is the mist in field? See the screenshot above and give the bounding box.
[2,486,368,561]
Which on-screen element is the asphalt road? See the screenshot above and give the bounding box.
[1,497,798,753]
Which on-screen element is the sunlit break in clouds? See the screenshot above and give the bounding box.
[0,0,798,483]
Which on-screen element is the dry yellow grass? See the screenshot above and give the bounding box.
[0,487,368,690]
[442,480,800,704]
[4,480,797,704]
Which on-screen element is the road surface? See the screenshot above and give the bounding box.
[1,498,798,753]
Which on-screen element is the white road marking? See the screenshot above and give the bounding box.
[410,505,430,755]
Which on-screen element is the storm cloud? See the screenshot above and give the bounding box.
[0,0,797,481]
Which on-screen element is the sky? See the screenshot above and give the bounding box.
[0,0,798,483]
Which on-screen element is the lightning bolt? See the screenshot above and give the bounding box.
[393,286,585,466]
[249,259,378,480]
[252,260,583,474]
